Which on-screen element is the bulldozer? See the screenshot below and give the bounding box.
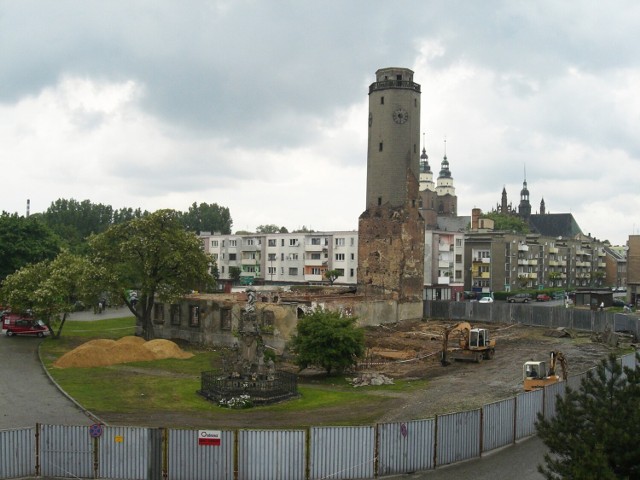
[441,321,496,366]
[523,351,568,391]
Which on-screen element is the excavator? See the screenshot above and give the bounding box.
[440,321,496,366]
[523,351,568,391]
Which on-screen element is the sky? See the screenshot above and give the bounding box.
[1,1,639,245]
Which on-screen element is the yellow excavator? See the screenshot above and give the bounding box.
[441,321,496,366]
[523,351,568,391]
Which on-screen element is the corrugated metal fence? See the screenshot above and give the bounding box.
[2,351,637,480]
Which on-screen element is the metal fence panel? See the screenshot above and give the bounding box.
[567,370,587,391]
[99,426,148,480]
[435,410,480,467]
[572,309,593,331]
[529,307,548,327]
[450,301,466,320]
[40,424,93,479]
[310,426,374,480]
[0,428,35,479]
[377,419,435,476]
[430,301,451,320]
[167,429,234,480]
[238,429,306,480]
[515,389,543,440]
[482,398,515,452]
[543,382,565,420]
[621,351,637,371]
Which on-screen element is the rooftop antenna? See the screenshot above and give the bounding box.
[26,199,30,217]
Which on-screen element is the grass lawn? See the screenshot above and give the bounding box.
[40,317,422,427]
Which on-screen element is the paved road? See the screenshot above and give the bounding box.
[0,307,132,430]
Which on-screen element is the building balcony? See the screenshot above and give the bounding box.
[598,262,606,268]
[518,259,529,266]
[304,244,325,252]
[438,260,450,268]
[529,259,538,266]
[438,243,451,252]
[548,260,559,266]
[305,259,324,266]
[304,274,324,282]
[548,247,559,254]
[241,258,260,265]
[518,244,529,252]
[528,273,538,279]
[437,276,451,284]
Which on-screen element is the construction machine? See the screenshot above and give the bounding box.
[523,351,568,391]
[441,321,496,366]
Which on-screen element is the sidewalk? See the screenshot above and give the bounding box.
[67,306,133,321]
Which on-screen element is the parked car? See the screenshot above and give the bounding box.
[1,313,50,337]
[507,293,531,303]
[612,298,631,308]
[478,297,494,303]
[536,294,551,302]
[552,291,566,300]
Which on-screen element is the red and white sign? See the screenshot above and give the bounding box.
[198,430,221,446]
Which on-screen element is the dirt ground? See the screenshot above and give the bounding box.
[94,319,627,429]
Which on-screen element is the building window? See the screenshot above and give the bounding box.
[221,309,232,330]
[170,305,181,325]
[246,239,254,246]
[456,239,462,247]
[336,253,345,261]
[379,142,383,152]
[289,239,298,246]
[212,253,218,261]
[311,237,321,245]
[289,253,298,261]
[230,240,237,247]
[350,237,355,246]
[281,253,284,261]
[378,197,382,206]
[335,268,344,276]
[311,253,321,260]
[289,268,298,276]
[350,268,354,277]
[229,253,236,261]
[211,240,218,247]
[268,239,276,247]
[380,96,384,105]
[335,238,345,247]
[189,306,200,327]
[153,304,164,324]
[268,253,276,261]
[351,253,355,260]
[456,254,462,263]
[262,310,275,330]
[268,266,276,275]
[311,267,321,275]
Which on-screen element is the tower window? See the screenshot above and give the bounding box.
[379,142,383,152]
[415,99,417,107]
[396,75,402,80]
[380,96,384,105]
[378,197,382,206]
[414,144,417,153]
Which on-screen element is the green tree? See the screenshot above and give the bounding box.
[0,251,103,338]
[88,209,215,339]
[229,266,242,284]
[256,224,288,234]
[481,212,530,234]
[41,198,115,251]
[536,354,640,479]
[289,309,365,375]
[324,269,341,285]
[0,212,61,280]
[179,202,232,234]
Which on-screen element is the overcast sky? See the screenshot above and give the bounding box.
[1,1,638,245]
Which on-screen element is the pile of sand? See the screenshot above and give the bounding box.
[53,336,194,368]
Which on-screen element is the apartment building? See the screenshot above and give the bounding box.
[201,231,358,285]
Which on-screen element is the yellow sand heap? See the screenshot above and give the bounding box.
[53,336,194,368]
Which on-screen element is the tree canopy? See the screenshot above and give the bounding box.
[88,209,216,339]
[289,308,365,375]
[481,212,530,234]
[0,212,61,280]
[179,202,232,235]
[0,251,103,337]
[256,224,288,233]
[536,354,640,479]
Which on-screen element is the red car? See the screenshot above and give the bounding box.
[1,313,50,337]
[536,294,551,302]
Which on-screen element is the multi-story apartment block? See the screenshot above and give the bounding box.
[201,231,358,285]
[604,245,627,289]
[465,227,607,294]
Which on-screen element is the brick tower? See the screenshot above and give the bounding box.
[358,68,425,309]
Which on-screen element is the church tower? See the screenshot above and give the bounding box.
[435,140,457,215]
[518,177,531,219]
[418,133,437,228]
[358,67,425,308]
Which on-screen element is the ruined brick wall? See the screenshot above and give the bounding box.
[358,205,425,302]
